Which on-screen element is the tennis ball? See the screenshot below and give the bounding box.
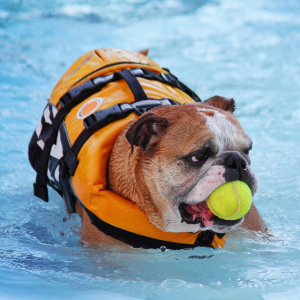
[206,181,252,220]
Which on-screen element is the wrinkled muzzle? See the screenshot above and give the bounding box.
[178,151,258,233]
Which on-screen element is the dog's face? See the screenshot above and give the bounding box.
[123,96,259,234]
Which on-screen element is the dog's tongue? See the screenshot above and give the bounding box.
[186,201,215,226]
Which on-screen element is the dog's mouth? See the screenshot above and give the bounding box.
[179,202,243,233]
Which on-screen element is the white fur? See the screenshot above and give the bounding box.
[162,166,228,233]
[162,108,250,233]
[185,165,227,204]
[163,205,202,233]
[197,108,239,149]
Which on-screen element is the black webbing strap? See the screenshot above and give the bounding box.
[92,68,201,103]
[194,230,215,247]
[33,123,58,202]
[117,69,147,101]
[85,207,215,249]
[33,65,200,203]
[33,69,148,202]
[129,68,201,102]
[62,99,179,176]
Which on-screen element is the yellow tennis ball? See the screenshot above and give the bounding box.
[206,181,252,220]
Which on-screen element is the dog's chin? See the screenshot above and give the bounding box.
[178,202,243,233]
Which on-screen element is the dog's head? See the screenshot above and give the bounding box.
[113,96,258,234]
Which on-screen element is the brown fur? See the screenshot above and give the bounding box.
[107,103,266,233]
[75,99,266,245]
[205,96,236,112]
[238,203,267,232]
[139,49,149,56]
[108,105,210,228]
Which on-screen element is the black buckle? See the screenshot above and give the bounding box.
[59,79,96,108]
[195,230,215,247]
[167,99,181,106]
[83,104,133,132]
[130,68,145,77]
[83,99,181,132]
[93,73,114,85]
[161,73,178,85]
[60,99,181,179]
[132,99,172,114]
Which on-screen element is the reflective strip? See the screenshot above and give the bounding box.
[54,166,60,182]
[37,139,45,150]
[50,131,63,160]
[51,105,58,117]
[44,106,52,124]
[36,119,43,138]
[47,168,55,182]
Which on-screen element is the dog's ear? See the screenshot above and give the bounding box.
[139,49,149,56]
[204,96,235,113]
[126,113,168,153]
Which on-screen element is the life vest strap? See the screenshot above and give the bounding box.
[33,66,200,204]
[59,68,148,109]
[135,68,201,102]
[117,69,148,101]
[33,69,143,203]
[59,99,181,213]
[85,206,217,249]
[29,49,229,249]
[62,99,180,177]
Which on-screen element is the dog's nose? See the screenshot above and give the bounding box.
[216,151,257,195]
[223,152,247,172]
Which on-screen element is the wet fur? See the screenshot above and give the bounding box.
[72,50,267,244]
[77,101,267,245]
[107,102,267,234]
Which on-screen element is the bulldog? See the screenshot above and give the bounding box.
[74,95,267,245]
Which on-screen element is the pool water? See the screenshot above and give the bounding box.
[1,0,300,299]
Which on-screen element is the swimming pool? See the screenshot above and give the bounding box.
[1,0,300,299]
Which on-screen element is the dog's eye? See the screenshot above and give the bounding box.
[191,153,207,162]
[191,155,201,162]
[188,148,210,164]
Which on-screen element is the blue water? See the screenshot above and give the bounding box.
[1,0,300,299]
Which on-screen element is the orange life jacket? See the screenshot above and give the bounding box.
[29,48,227,249]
